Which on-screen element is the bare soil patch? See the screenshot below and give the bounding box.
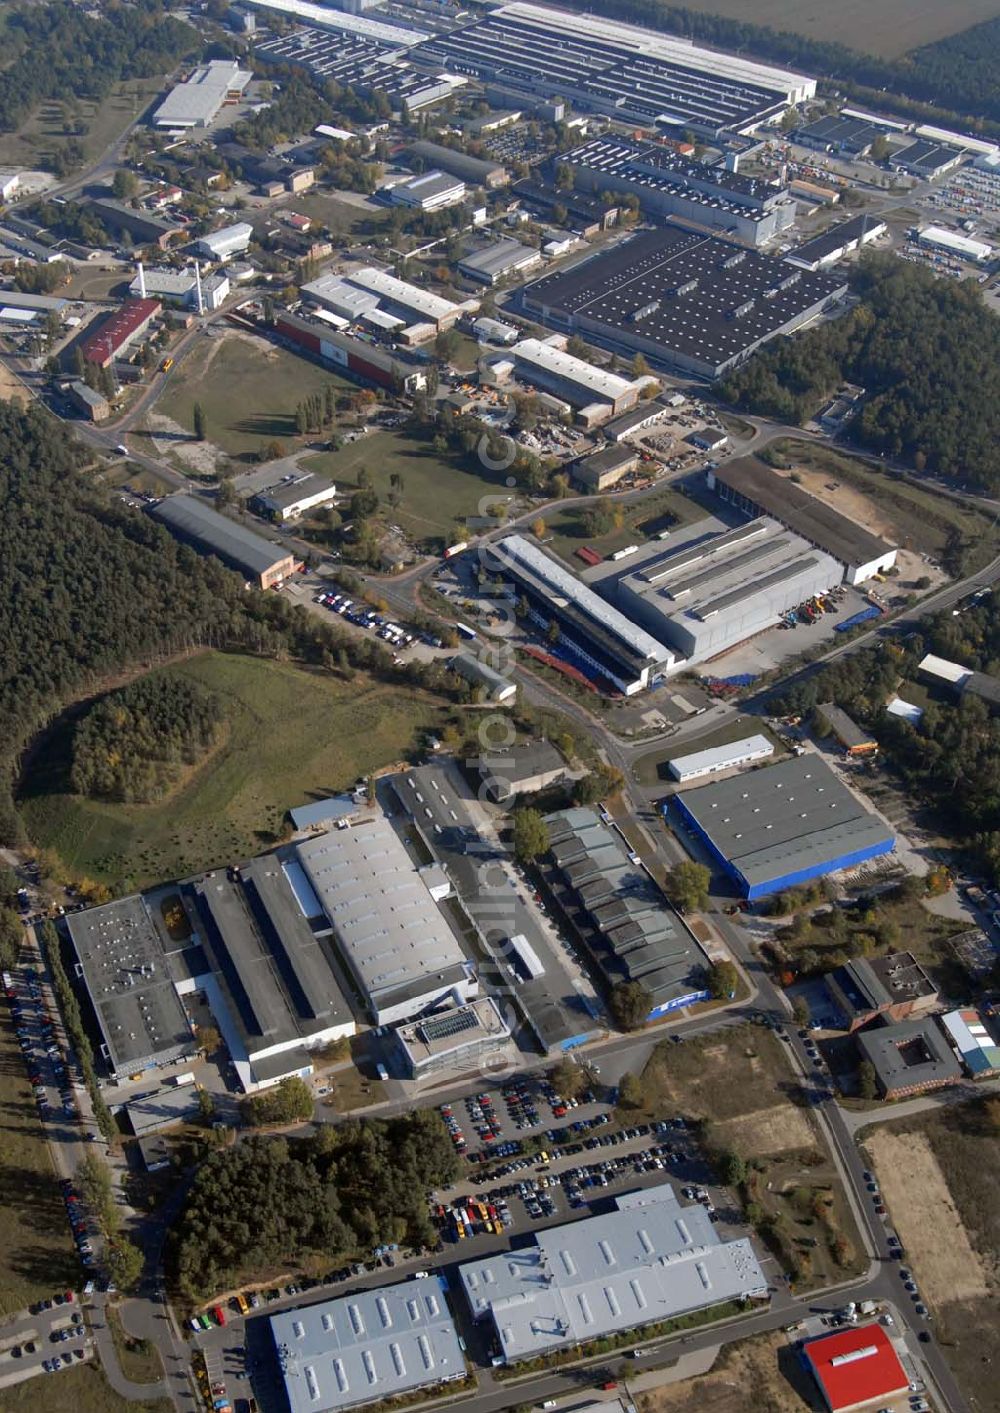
[715,1104,814,1159]
[867,1128,987,1303]
[636,1332,811,1413]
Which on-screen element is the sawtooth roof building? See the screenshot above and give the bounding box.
[413,1,814,140]
[707,459,896,584]
[271,1276,465,1413]
[459,1183,767,1363]
[610,516,843,671]
[296,814,476,1025]
[668,753,895,899]
[545,806,709,1015]
[519,226,847,378]
[66,897,196,1081]
[483,533,671,695]
[151,494,297,589]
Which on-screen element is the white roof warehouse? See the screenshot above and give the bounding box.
[459,1183,767,1362]
[271,1276,465,1413]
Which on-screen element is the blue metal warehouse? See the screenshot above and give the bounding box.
[667,753,894,900]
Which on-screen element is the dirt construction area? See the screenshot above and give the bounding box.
[636,1333,812,1413]
[867,1129,987,1306]
[715,1104,814,1160]
[0,361,27,404]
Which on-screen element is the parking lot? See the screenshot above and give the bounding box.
[0,1291,94,1388]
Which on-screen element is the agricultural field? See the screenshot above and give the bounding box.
[148,330,353,468]
[865,1098,1000,1413]
[635,1332,813,1413]
[636,1027,864,1291]
[0,77,164,171]
[0,1006,78,1315]
[18,652,448,890]
[665,0,1000,58]
[303,428,517,550]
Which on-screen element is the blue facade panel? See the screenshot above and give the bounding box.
[742,838,895,900]
[648,989,710,1018]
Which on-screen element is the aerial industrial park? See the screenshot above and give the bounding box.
[1,3,1000,1413]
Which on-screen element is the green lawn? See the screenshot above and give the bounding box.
[545,483,702,564]
[0,1361,171,1413]
[153,332,354,462]
[304,429,516,549]
[0,1007,78,1315]
[18,652,448,890]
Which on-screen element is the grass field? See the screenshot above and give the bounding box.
[0,77,164,171]
[545,483,702,565]
[18,652,448,889]
[636,1027,864,1291]
[106,1306,164,1386]
[0,1006,78,1316]
[864,1098,1000,1413]
[660,0,1000,58]
[0,1361,172,1413]
[152,331,354,463]
[303,429,516,548]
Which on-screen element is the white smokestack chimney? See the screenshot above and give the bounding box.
[194,261,204,316]
[137,260,146,299]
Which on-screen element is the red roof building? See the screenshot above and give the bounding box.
[803,1324,909,1413]
[79,299,162,367]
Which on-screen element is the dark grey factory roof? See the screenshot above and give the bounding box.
[250,472,335,513]
[407,140,506,184]
[66,897,194,1074]
[565,137,779,208]
[712,458,894,569]
[151,494,291,578]
[817,702,875,751]
[857,1017,961,1092]
[785,214,886,267]
[126,1085,202,1136]
[521,226,846,372]
[545,805,706,1007]
[891,139,958,172]
[487,740,567,783]
[577,444,639,477]
[675,754,894,888]
[186,859,352,1056]
[794,115,880,151]
[964,671,1000,708]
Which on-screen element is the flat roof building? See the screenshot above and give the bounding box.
[708,459,896,584]
[545,806,708,1015]
[250,472,337,522]
[793,114,881,155]
[785,215,886,271]
[802,1323,910,1413]
[460,1183,767,1363]
[668,753,895,900]
[825,952,938,1033]
[484,533,671,695]
[496,336,646,420]
[889,141,963,179]
[343,266,468,330]
[257,29,457,115]
[940,1008,1000,1077]
[478,740,570,802]
[610,516,842,672]
[185,855,356,1090]
[151,494,297,589]
[125,1085,202,1136]
[152,60,252,129]
[415,1,814,140]
[572,444,640,491]
[915,652,1000,711]
[390,170,467,212]
[520,226,847,380]
[407,140,508,189]
[66,897,195,1081]
[275,311,430,393]
[296,813,476,1025]
[668,734,774,783]
[857,1016,962,1099]
[88,199,179,249]
[271,1276,465,1413]
[559,137,795,246]
[392,997,512,1077]
[916,222,993,262]
[458,238,542,286]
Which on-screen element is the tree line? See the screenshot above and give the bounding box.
[718,254,1000,491]
[171,1111,460,1300]
[0,1,199,134]
[70,675,224,804]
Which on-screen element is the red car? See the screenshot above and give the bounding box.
[211,1306,227,1327]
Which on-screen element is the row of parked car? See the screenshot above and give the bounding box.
[313,593,419,648]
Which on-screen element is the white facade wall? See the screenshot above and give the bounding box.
[845,548,897,585]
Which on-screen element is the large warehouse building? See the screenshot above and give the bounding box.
[488,336,647,421]
[802,1324,910,1413]
[275,312,429,393]
[152,59,252,129]
[520,227,846,378]
[414,1,815,139]
[707,460,896,584]
[559,138,795,245]
[545,807,709,1016]
[296,813,477,1025]
[484,533,671,694]
[78,298,162,368]
[183,856,356,1092]
[151,494,297,589]
[66,897,197,1082]
[610,516,843,670]
[460,1183,767,1363]
[669,754,895,899]
[271,1277,465,1413]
